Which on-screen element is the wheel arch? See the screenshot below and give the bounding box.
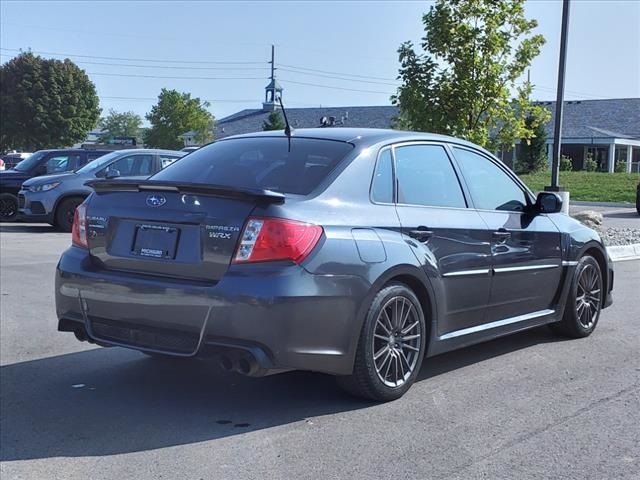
[581,243,609,299]
[53,191,90,217]
[352,264,438,361]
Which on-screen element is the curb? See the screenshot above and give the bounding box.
[572,200,635,208]
[606,243,640,262]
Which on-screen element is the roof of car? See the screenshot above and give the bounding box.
[93,149,185,155]
[221,128,488,153]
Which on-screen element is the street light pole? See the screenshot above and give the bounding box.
[546,0,571,193]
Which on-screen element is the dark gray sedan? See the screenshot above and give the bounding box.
[55,129,613,401]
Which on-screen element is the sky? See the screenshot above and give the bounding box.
[1,0,638,124]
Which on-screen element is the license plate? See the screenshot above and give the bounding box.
[132,224,179,259]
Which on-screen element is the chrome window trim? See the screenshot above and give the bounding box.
[493,264,559,274]
[442,268,492,277]
[438,309,556,340]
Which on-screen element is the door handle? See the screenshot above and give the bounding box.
[408,227,433,242]
[492,229,511,244]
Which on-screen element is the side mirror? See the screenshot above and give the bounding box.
[35,165,47,176]
[535,192,563,214]
[105,168,121,179]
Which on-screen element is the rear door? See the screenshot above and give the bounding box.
[391,143,493,337]
[451,146,563,322]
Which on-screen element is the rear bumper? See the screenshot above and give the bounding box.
[56,246,370,375]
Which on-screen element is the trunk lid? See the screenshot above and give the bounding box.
[85,180,284,282]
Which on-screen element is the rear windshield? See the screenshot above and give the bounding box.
[150,137,354,195]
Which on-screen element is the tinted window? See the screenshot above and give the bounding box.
[160,154,181,169]
[371,149,393,203]
[45,154,81,174]
[395,145,466,208]
[13,151,47,172]
[453,147,528,212]
[76,151,122,174]
[108,154,154,177]
[152,137,354,195]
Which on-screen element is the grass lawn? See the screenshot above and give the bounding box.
[518,171,640,203]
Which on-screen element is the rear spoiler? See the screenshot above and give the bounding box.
[85,179,285,204]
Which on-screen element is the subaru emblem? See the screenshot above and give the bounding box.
[146,194,167,207]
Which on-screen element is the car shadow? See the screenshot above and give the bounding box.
[0,223,57,233]
[1,326,564,461]
[603,211,639,220]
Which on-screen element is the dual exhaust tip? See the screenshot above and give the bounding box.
[218,351,266,377]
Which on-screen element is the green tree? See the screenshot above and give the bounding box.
[392,0,548,150]
[144,89,214,149]
[0,52,100,151]
[518,113,548,173]
[99,109,142,143]
[262,110,285,131]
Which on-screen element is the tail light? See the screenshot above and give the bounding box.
[233,217,323,264]
[71,203,88,248]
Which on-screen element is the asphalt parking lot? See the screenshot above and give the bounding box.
[1,222,638,480]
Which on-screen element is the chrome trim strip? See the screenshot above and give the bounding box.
[439,309,556,340]
[442,268,491,277]
[562,260,578,266]
[493,264,559,274]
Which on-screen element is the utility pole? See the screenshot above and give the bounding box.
[546,0,570,194]
[270,44,275,82]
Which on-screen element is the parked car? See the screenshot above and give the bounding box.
[180,146,200,153]
[19,149,184,231]
[56,129,613,401]
[0,152,32,170]
[0,149,112,221]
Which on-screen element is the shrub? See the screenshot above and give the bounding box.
[559,155,573,171]
[614,160,627,173]
[584,153,597,172]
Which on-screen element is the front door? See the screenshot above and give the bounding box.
[391,143,493,337]
[451,147,563,322]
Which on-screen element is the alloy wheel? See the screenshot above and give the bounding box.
[575,264,601,329]
[372,296,422,388]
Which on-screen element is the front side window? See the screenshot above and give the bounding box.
[371,148,393,203]
[394,144,466,208]
[453,147,528,212]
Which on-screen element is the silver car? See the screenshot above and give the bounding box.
[19,149,184,231]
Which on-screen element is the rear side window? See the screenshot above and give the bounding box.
[151,137,354,195]
[395,144,466,208]
[371,148,393,203]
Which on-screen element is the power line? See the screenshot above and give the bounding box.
[279,78,393,95]
[0,53,269,71]
[278,67,398,86]
[87,71,266,81]
[277,63,397,82]
[0,47,266,65]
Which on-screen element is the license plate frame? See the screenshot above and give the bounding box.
[132,224,179,259]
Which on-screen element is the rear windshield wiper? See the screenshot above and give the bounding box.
[86,179,285,204]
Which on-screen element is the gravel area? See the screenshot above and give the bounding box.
[596,226,640,246]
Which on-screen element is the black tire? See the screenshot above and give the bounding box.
[550,255,603,338]
[55,197,84,232]
[337,283,426,402]
[0,193,18,222]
